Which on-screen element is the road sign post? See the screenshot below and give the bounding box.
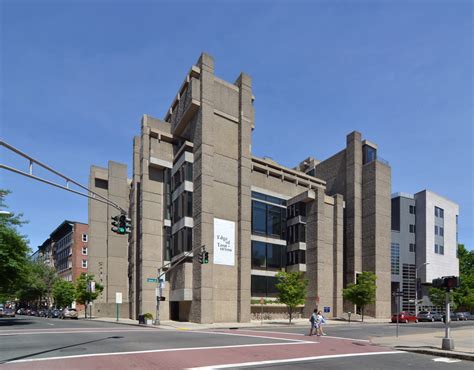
[394,289,403,338]
[116,292,122,322]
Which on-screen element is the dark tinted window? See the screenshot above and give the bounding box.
[252,201,267,234]
[391,198,400,231]
[363,144,377,164]
[251,241,266,269]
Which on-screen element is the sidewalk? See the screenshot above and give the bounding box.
[371,327,474,361]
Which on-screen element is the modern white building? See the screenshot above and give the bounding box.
[391,190,459,313]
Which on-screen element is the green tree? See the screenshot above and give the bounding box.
[75,273,103,318]
[52,280,76,308]
[342,271,377,322]
[429,287,447,308]
[0,190,30,298]
[453,244,474,311]
[275,271,308,324]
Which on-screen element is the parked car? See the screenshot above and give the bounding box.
[442,312,459,322]
[38,309,47,317]
[3,308,16,317]
[454,312,470,321]
[16,308,25,315]
[60,308,78,320]
[417,311,440,322]
[391,311,418,323]
[48,309,61,318]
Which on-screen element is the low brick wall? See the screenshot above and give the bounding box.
[251,304,305,320]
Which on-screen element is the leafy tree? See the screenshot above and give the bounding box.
[453,244,474,311]
[52,280,76,308]
[0,190,30,298]
[275,271,308,324]
[429,287,447,308]
[342,271,377,322]
[75,273,103,318]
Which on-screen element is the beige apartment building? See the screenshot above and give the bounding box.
[88,53,391,322]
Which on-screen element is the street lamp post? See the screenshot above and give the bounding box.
[415,262,430,317]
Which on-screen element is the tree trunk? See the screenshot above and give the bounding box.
[289,307,293,324]
[361,307,364,322]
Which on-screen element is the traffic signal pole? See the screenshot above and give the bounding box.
[442,290,454,350]
[0,140,126,214]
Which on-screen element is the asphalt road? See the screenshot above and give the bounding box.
[1,316,472,369]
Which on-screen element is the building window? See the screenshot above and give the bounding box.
[435,244,439,254]
[287,202,306,218]
[82,234,88,242]
[251,275,278,297]
[287,223,306,244]
[391,243,400,275]
[82,247,88,255]
[251,241,286,270]
[440,245,444,255]
[363,144,377,164]
[409,243,416,253]
[439,227,444,237]
[435,206,444,218]
[391,198,400,231]
[172,191,193,223]
[409,205,416,214]
[251,200,286,239]
[171,227,193,258]
[287,250,306,266]
[435,225,438,235]
[409,224,416,233]
[82,260,88,268]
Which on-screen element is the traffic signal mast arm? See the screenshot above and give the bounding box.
[0,140,126,214]
[158,245,208,280]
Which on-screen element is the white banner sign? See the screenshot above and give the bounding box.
[213,218,235,266]
[116,292,122,304]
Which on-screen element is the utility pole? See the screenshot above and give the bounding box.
[442,290,454,350]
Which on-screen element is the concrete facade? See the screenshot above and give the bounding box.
[309,134,392,318]
[88,53,392,322]
[88,162,130,318]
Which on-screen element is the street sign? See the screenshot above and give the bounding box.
[324,306,330,313]
[116,292,122,304]
[147,278,158,283]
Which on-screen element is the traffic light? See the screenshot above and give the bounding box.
[111,214,132,235]
[111,215,122,234]
[204,251,209,264]
[198,252,204,264]
[432,276,460,290]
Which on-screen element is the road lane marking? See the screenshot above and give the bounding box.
[188,350,405,369]
[188,330,314,343]
[433,358,462,363]
[208,329,371,343]
[6,341,311,364]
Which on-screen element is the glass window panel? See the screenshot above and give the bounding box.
[251,275,266,296]
[252,241,266,269]
[267,206,282,237]
[252,201,267,234]
[267,244,283,270]
[267,277,279,297]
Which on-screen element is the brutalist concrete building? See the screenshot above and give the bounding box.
[88,53,392,323]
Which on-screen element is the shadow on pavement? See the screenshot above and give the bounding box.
[0,336,124,364]
[0,318,34,327]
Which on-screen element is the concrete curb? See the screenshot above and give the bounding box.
[395,347,474,361]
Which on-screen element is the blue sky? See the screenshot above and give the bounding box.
[1,0,472,251]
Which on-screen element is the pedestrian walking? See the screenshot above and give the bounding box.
[308,309,318,336]
[317,311,327,336]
